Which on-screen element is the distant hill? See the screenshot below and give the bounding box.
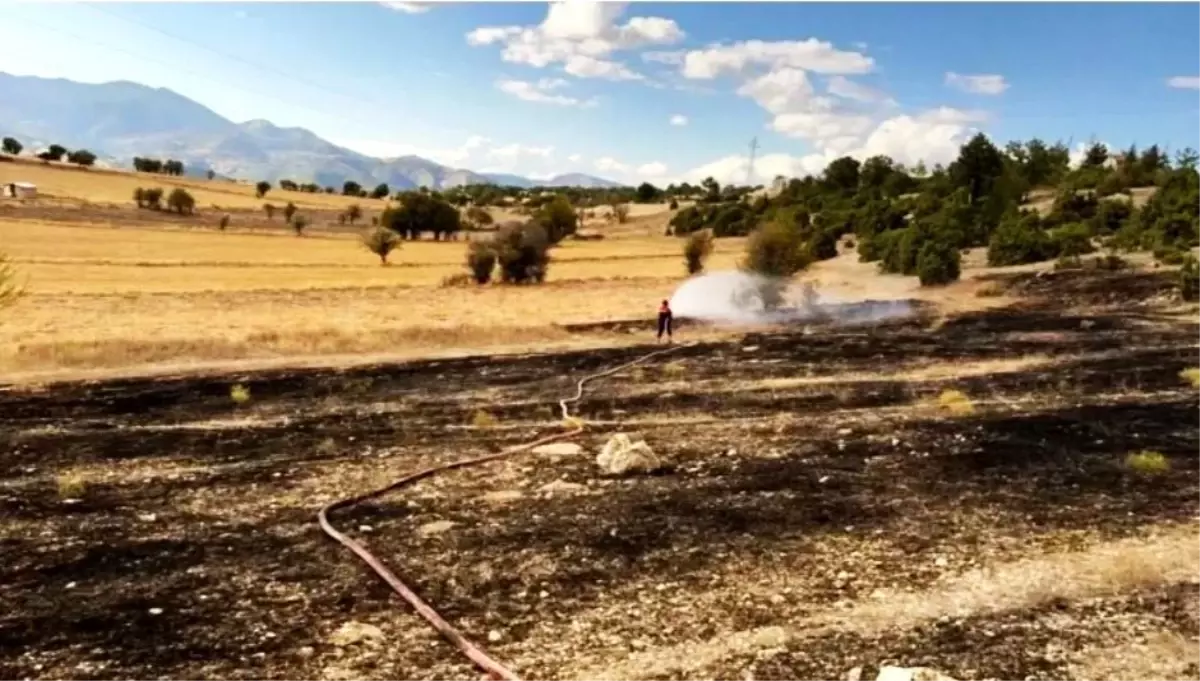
[0,72,623,190]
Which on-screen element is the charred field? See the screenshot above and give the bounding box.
[1,268,1198,681]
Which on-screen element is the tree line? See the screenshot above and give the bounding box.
[669,134,1199,289]
[2,136,97,167]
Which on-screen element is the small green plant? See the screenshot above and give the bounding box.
[230,383,251,405]
[1125,450,1170,476]
[471,410,497,428]
[1179,367,1200,388]
[936,389,974,416]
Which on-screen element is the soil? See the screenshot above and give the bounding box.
[1,269,1197,681]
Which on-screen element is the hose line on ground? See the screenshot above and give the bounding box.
[318,343,688,681]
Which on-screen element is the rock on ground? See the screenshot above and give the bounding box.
[539,479,587,495]
[532,442,583,457]
[875,666,957,681]
[596,433,665,476]
[328,621,384,647]
[416,520,457,537]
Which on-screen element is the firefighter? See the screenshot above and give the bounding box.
[657,299,673,343]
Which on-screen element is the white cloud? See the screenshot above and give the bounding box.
[595,156,631,173]
[488,143,554,160]
[944,72,1009,95]
[564,55,643,81]
[827,75,894,106]
[678,39,873,80]
[642,50,685,65]
[466,1,683,81]
[1167,76,1200,90]
[568,153,583,163]
[637,162,668,177]
[669,114,688,126]
[380,2,431,14]
[496,78,596,107]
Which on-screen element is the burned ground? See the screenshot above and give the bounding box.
[1,269,1197,681]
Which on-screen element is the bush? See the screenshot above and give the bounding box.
[1153,247,1187,265]
[1,137,21,155]
[1180,254,1199,302]
[533,195,578,243]
[987,213,1053,266]
[441,273,474,288]
[255,181,271,198]
[67,149,96,166]
[144,187,164,210]
[263,203,276,220]
[612,203,630,224]
[465,205,494,230]
[219,214,230,231]
[345,204,362,224]
[291,215,309,236]
[494,223,550,284]
[1049,222,1095,258]
[362,226,401,265]
[742,219,810,309]
[1125,450,1170,476]
[166,188,195,215]
[683,230,714,275]
[283,202,297,224]
[668,198,679,210]
[916,240,961,286]
[133,187,145,208]
[466,240,497,284]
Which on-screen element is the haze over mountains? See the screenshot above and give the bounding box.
[0,72,622,189]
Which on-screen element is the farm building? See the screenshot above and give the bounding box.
[3,182,37,199]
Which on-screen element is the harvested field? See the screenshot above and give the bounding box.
[2,268,1197,681]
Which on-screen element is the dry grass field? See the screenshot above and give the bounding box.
[0,163,737,380]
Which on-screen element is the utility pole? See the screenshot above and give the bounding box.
[746,136,758,186]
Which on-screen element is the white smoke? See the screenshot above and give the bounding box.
[669,270,916,327]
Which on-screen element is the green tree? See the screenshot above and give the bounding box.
[46,144,67,161]
[382,191,461,240]
[1,137,22,155]
[465,205,494,230]
[66,149,96,166]
[534,195,579,243]
[916,240,961,286]
[949,133,1006,205]
[369,183,390,200]
[143,187,164,210]
[342,180,362,197]
[635,182,661,202]
[345,204,362,225]
[207,169,216,180]
[742,219,810,309]
[362,226,401,265]
[256,181,271,198]
[283,201,297,224]
[494,223,551,284]
[823,156,861,193]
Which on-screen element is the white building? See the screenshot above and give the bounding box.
[3,182,36,199]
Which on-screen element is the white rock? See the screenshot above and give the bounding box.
[480,490,524,504]
[743,345,760,352]
[876,667,957,681]
[934,556,948,568]
[417,520,456,537]
[358,525,373,533]
[65,582,77,589]
[539,480,586,495]
[532,442,583,457]
[138,513,157,522]
[846,667,863,681]
[750,626,789,648]
[148,607,163,615]
[487,630,502,642]
[596,433,665,476]
[329,621,384,647]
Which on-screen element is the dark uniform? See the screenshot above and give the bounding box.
[657,300,673,342]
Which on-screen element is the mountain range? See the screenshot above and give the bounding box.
[0,72,622,190]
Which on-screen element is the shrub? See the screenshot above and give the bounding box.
[1179,254,1199,302]
[254,181,270,198]
[283,202,297,224]
[1179,367,1200,388]
[230,383,251,404]
[1,137,21,155]
[441,273,474,288]
[533,195,578,243]
[465,205,494,230]
[988,213,1053,266]
[684,230,714,275]
[1125,450,1169,476]
[218,214,230,231]
[494,223,551,284]
[291,214,309,236]
[345,204,362,224]
[166,188,196,215]
[936,389,974,415]
[742,219,811,310]
[1049,222,1095,258]
[133,187,145,208]
[668,198,679,210]
[612,203,630,224]
[362,226,401,265]
[142,187,164,210]
[466,240,497,284]
[67,149,96,166]
[263,203,276,220]
[916,240,961,286]
[1153,247,1187,265]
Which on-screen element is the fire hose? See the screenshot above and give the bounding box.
[318,343,688,680]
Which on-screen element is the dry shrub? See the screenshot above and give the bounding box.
[56,473,86,499]
[466,240,497,284]
[471,410,497,428]
[441,273,474,288]
[361,226,401,265]
[684,230,714,275]
[230,383,251,405]
[662,361,687,378]
[1179,367,1200,388]
[1125,450,1170,476]
[936,389,974,416]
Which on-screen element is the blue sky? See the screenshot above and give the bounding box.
[0,1,1197,185]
